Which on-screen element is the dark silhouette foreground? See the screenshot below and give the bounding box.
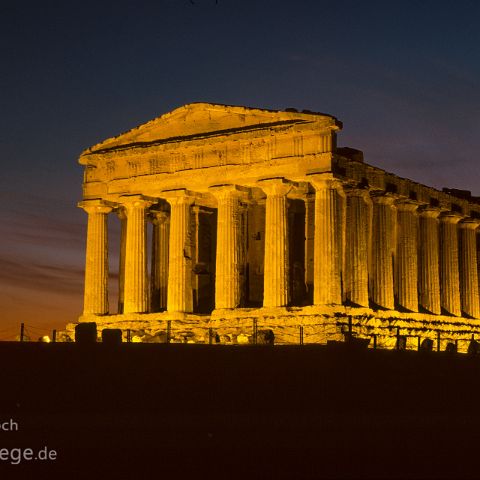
[1,342,479,478]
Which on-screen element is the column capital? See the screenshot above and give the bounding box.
[209,184,250,201]
[304,192,315,202]
[439,212,463,224]
[78,199,114,215]
[149,209,169,225]
[395,200,419,212]
[307,173,343,191]
[161,188,196,206]
[257,177,293,196]
[116,207,127,220]
[418,207,441,219]
[285,181,311,200]
[370,193,396,205]
[344,187,372,203]
[459,218,480,230]
[119,194,155,209]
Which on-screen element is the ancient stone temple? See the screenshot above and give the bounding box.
[66,102,480,351]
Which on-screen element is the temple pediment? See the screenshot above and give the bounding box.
[81,103,340,160]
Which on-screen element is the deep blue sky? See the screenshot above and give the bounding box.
[1,0,479,336]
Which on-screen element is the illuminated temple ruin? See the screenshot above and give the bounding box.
[66,103,480,350]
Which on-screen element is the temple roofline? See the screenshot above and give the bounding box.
[79,102,341,161]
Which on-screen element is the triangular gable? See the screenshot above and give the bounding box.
[81,102,339,157]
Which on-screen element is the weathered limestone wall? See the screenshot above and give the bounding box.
[247,201,265,306]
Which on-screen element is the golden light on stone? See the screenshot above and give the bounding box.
[64,103,480,352]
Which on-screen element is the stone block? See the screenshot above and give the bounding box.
[75,322,97,344]
[101,329,122,345]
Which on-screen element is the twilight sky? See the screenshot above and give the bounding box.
[1,0,479,339]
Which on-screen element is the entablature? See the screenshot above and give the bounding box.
[82,128,336,184]
[334,152,480,217]
[80,103,340,185]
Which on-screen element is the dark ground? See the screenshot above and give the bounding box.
[1,342,480,479]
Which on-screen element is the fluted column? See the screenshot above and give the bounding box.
[117,208,127,314]
[396,202,418,311]
[459,219,480,318]
[371,195,396,309]
[310,175,344,305]
[79,200,113,315]
[166,192,194,313]
[418,208,441,314]
[258,178,291,307]
[122,196,153,314]
[150,210,169,312]
[440,213,461,316]
[210,185,245,309]
[345,189,370,307]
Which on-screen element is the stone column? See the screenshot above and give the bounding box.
[396,202,418,312]
[165,191,194,313]
[440,213,462,316]
[310,175,344,306]
[78,200,113,315]
[477,232,480,301]
[150,210,169,312]
[258,178,291,308]
[370,195,396,310]
[122,196,153,314]
[210,185,245,309]
[345,189,370,307]
[117,208,127,314]
[459,219,480,318]
[418,208,441,314]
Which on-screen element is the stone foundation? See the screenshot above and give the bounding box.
[63,306,480,353]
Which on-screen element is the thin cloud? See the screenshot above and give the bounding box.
[0,256,84,296]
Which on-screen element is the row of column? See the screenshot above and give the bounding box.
[80,179,297,315]
[344,193,480,318]
[80,174,480,318]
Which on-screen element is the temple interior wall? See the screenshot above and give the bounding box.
[246,202,265,306]
[288,199,307,306]
[192,206,216,313]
